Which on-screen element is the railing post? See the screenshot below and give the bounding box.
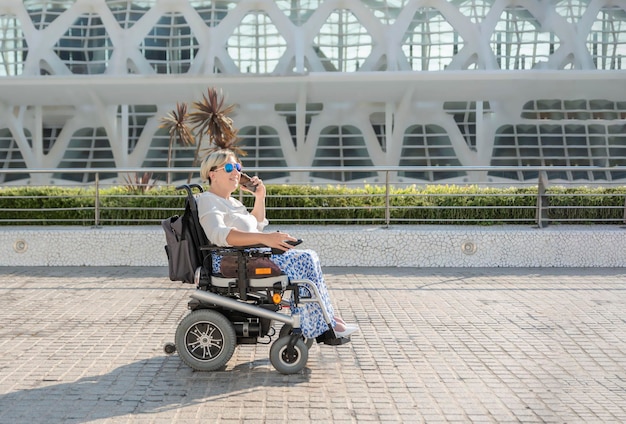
[94,172,101,228]
[385,170,390,228]
[536,170,549,228]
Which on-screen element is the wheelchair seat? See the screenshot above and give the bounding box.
[209,274,290,289]
[198,244,291,298]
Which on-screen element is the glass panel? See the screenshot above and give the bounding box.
[458,0,493,24]
[400,124,463,181]
[554,0,589,24]
[491,7,558,70]
[56,128,116,183]
[116,105,158,153]
[0,128,29,183]
[312,125,375,181]
[588,7,626,70]
[24,0,72,30]
[140,13,198,74]
[227,12,287,74]
[443,101,490,149]
[314,10,372,72]
[0,14,26,76]
[54,13,112,74]
[106,0,156,29]
[402,8,463,71]
[275,0,324,26]
[142,129,196,182]
[193,0,237,27]
[238,126,288,180]
[275,103,323,148]
[361,0,413,25]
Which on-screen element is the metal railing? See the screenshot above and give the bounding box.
[0,166,625,227]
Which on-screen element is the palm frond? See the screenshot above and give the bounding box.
[189,87,245,156]
[124,172,158,193]
[159,102,195,147]
[159,102,196,183]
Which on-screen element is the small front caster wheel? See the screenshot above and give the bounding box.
[163,342,176,355]
[270,336,308,374]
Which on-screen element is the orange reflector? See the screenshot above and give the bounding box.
[254,267,273,275]
[272,293,282,304]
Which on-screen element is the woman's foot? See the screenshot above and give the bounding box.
[334,321,347,332]
[334,317,359,337]
[334,324,359,338]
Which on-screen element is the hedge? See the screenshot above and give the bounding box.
[0,185,624,226]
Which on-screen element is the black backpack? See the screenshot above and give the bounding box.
[162,184,209,284]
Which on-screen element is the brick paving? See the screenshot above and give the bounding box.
[1,266,626,423]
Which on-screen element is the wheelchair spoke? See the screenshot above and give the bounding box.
[186,322,224,360]
[176,309,237,371]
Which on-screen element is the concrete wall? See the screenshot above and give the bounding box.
[1,225,625,268]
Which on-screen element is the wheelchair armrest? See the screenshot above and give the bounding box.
[200,239,302,255]
[200,243,265,251]
[199,245,271,260]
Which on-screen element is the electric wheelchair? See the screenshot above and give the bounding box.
[162,184,350,374]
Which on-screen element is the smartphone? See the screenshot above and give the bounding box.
[240,173,256,192]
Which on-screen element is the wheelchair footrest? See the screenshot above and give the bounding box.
[316,330,351,346]
[322,336,351,346]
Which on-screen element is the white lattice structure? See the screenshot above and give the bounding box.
[0,0,625,185]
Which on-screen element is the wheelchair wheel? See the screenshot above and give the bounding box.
[175,309,236,372]
[279,324,314,349]
[269,336,308,375]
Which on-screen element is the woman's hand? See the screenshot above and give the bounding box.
[262,231,298,252]
[242,175,266,197]
[246,174,267,224]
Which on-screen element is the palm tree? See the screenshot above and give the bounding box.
[160,87,243,184]
[159,102,195,184]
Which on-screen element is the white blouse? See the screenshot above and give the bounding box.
[196,191,268,246]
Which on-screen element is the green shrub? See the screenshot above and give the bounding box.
[0,184,624,226]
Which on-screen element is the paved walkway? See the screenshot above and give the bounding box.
[1,266,625,423]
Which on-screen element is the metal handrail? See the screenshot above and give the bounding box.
[1,166,625,227]
[5,165,626,173]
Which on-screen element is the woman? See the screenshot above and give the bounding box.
[196,149,358,339]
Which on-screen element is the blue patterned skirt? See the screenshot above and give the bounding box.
[212,249,336,338]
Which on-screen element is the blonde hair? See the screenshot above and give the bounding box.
[200,149,239,183]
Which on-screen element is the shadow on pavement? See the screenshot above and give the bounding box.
[0,355,310,423]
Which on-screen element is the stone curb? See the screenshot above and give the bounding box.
[1,225,624,267]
